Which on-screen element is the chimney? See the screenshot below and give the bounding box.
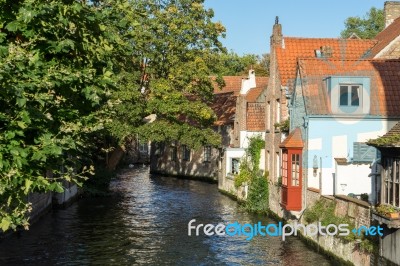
[384,1,400,27]
[321,46,333,58]
[270,16,283,46]
[240,69,256,95]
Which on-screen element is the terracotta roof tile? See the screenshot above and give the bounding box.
[212,76,268,95]
[246,86,265,102]
[298,58,400,116]
[276,38,377,89]
[279,128,303,148]
[369,17,400,58]
[210,92,237,126]
[246,103,265,131]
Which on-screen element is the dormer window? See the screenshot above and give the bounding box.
[326,76,370,115]
[339,85,361,107]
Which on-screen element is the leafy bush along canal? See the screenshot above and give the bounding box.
[0,167,334,265]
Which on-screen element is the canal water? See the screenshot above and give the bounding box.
[0,167,334,265]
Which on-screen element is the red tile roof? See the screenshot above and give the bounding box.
[298,58,400,116]
[246,86,265,102]
[246,103,265,131]
[276,38,377,89]
[210,92,237,126]
[212,76,268,95]
[279,128,303,148]
[369,17,400,58]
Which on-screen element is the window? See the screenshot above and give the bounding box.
[139,141,148,153]
[339,85,360,107]
[383,158,400,207]
[291,154,300,186]
[231,158,240,174]
[181,145,191,161]
[170,146,177,161]
[204,146,212,162]
[282,152,288,186]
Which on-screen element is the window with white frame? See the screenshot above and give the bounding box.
[339,85,361,107]
[204,146,212,162]
[291,154,300,186]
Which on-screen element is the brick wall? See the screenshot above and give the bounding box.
[334,194,371,227]
[150,143,220,181]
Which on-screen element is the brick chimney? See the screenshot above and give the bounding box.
[240,69,256,95]
[270,16,283,46]
[384,1,400,27]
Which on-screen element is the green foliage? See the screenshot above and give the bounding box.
[303,198,380,252]
[0,0,229,231]
[274,119,290,132]
[211,52,269,76]
[233,135,268,212]
[341,7,384,39]
[367,134,400,147]
[112,0,226,148]
[304,199,353,227]
[234,159,251,188]
[245,171,269,213]
[247,136,265,172]
[375,204,399,216]
[0,0,133,231]
[360,193,369,203]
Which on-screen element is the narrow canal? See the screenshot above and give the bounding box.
[0,167,334,265]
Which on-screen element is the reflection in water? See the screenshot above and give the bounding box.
[0,167,333,265]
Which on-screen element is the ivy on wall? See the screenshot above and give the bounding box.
[234,135,269,213]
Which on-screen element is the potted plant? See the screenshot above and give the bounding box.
[375,204,400,219]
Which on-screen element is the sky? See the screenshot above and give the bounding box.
[203,0,386,56]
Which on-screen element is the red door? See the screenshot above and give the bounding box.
[281,149,302,211]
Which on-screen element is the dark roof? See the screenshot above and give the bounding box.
[210,92,237,126]
[368,122,400,147]
[369,17,400,58]
[298,58,400,116]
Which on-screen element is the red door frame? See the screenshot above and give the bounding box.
[281,148,302,211]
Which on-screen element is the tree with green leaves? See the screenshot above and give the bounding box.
[0,0,140,231]
[210,51,269,76]
[0,0,228,231]
[107,0,227,149]
[341,7,384,39]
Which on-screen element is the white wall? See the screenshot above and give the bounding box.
[335,163,372,196]
[307,118,397,195]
